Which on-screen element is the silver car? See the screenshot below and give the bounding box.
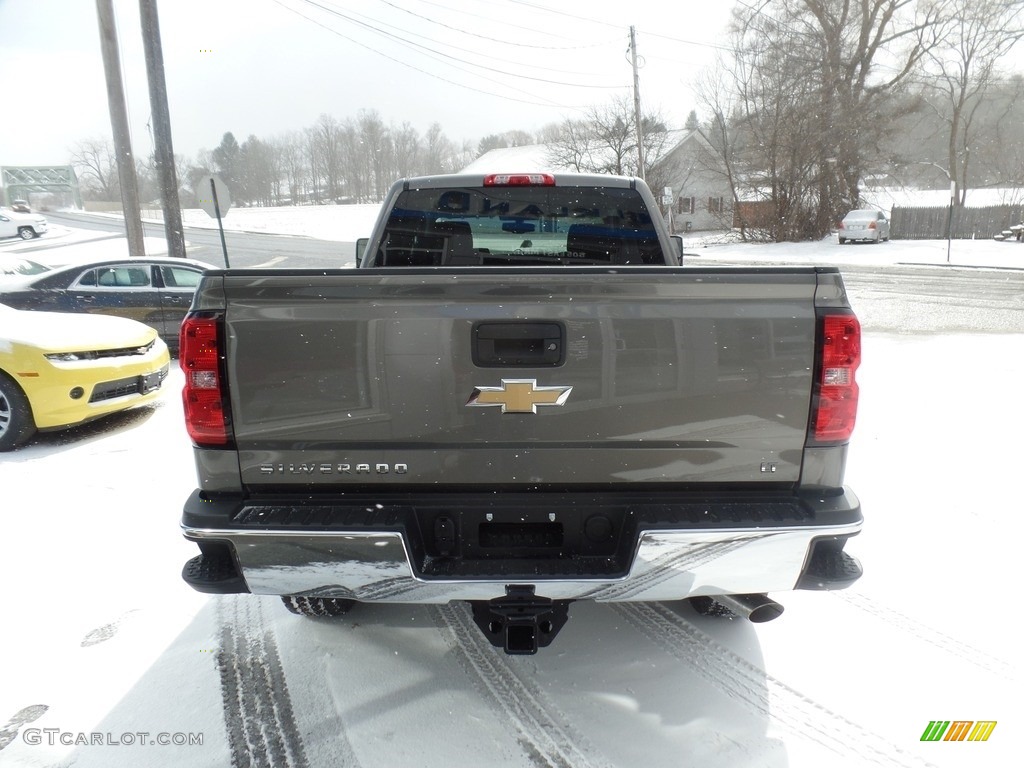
[839,208,890,243]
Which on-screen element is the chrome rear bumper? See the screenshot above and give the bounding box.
[182,520,862,602]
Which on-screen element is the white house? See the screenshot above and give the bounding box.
[462,130,733,233]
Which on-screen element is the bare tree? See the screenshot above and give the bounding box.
[271,132,307,205]
[695,66,752,236]
[302,126,322,203]
[710,0,942,240]
[310,114,344,201]
[423,122,454,174]
[356,110,390,200]
[172,153,193,205]
[922,0,1024,204]
[982,75,1024,195]
[338,121,367,202]
[391,122,421,179]
[69,137,120,200]
[452,139,477,172]
[546,96,670,178]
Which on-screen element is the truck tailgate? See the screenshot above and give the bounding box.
[218,268,821,488]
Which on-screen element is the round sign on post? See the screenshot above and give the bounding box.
[197,174,231,218]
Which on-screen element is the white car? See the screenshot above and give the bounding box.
[0,210,48,240]
[838,209,890,243]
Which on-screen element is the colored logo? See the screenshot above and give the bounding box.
[920,721,997,742]
[467,379,572,414]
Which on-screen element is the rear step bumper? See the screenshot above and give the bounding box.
[181,490,862,601]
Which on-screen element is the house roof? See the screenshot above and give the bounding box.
[460,144,552,173]
[461,130,710,175]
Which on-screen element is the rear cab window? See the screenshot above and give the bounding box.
[373,184,665,266]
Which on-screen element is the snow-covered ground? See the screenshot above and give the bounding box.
[4,202,1022,272]
[178,204,1024,272]
[0,216,1020,768]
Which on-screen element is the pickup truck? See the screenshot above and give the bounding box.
[178,172,862,654]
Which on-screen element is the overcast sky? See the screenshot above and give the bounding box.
[0,0,735,167]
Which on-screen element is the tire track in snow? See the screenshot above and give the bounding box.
[0,705,48,752]
[430,604,611,768]
[217,597,313,768]
[835,591,1014,680]
[615,603,938,768]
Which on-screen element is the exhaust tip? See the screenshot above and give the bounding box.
[747,601,785,623]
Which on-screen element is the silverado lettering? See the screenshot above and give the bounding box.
[258,463,409,475]
[179,172,863,655]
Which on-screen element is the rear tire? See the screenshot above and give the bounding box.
[0,372,36,451]
[838,237,846,244]
[281,596,354,617]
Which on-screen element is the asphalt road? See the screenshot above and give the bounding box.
[29,213,1024,335]
[41,211,351,268]
[840,264,1024,334]
[685,254,1024,335]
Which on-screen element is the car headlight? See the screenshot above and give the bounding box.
[45,342,154,362]
[45,352,93,362]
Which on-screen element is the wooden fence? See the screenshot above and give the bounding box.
[891,204,1024,240]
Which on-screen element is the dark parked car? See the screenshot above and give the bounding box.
[0,256,215,352]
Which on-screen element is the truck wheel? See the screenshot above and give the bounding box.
[18,227,37,240]
[281,596,354,617]
[0,373,36,451]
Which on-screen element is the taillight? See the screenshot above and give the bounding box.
[812,313,860,443]
[483,173,555,186]
[180,313,230,446]
[868,221,877,230]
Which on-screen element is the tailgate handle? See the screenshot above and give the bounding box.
[473,322,565,367]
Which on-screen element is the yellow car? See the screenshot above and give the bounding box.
[0,302,170,450]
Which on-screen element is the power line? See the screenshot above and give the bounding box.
[376,0,620,52]
[504,0,623,30]
[412,0,618,46]
[293,0,625,89]
[271,0,603,109]
[642,30,738,55]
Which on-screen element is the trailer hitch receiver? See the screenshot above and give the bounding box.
[470,585,571,655]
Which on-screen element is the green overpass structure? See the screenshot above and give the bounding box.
[1,165,83,210]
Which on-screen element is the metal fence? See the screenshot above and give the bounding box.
[891,204,1024,240]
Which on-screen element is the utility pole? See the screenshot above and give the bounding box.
[629,26,646,181]
[140,0,186,260]
[95,0,145,258]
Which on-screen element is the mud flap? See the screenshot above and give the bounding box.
[470,585,571,655]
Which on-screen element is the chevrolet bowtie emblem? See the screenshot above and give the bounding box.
[467,379,573,414]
